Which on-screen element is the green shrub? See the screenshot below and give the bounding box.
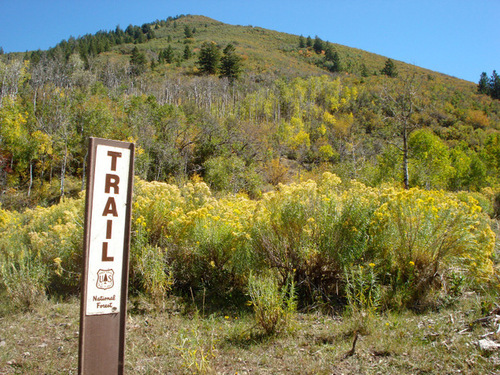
[251,174,380,305]
[0,248,48,310]
[247,271,296,335]
[204,155,262,197]
[166,195,256,299]
[131,244,172,304]
[344,263,381,315]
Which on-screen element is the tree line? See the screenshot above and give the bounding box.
[1,16,499,210]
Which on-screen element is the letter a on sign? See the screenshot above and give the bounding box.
[79,138,134,375]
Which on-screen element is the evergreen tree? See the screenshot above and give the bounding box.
[158,50,165,64]
[220,43,242,82]
[135,31,146,44]
[183,45,192,60]
[141,24,151,34]
[478,72,490,95]
[163,44,174,64]
[125,24,135,37]
[361,63,370,77]
[130,46,147,75]
[306,36,313,48]
[381,58,398,77]
[299,35,306,48]
[114,25,125,44]
[184,25,193,38]
[325,44,334,61]
[313,36,324,54]
[330,51,343,72]
[0,46,3,55]
[491,70,500,100]
[197,41,220,75]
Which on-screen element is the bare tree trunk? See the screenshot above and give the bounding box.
[28,161,33,197]
[380,73,422,190]
[60,144,67,198]
[403,127,409,190]
[81,149,87,191]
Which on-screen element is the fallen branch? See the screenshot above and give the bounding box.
[342,331,359,359]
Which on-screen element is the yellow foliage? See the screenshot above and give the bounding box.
[289,129,310,150]
[466,110,490,129]
[371,188,495,282]
[318,144,335,160]
[323,111,336,126]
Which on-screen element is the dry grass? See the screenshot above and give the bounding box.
[0,293,499,374]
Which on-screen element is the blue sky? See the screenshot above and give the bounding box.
[0,0,498,83]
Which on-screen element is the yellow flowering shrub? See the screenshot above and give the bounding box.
[0,197,84,305]
[166,193,257,295]
[251,176,381,303]
[370,188,495,307]
[0,174,497,311]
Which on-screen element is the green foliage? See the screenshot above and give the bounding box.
[130,46,148,75]
[478,70,500,99]
[409,129,453,189]
[184,25,193,39]
[306,35,312,48]
[1,14,500,315]
[381,58,398,77]
[0,249,48,311]
[298,35,305,48]
[183,44,192,60]
[204,155,261,196]
[478,72,490,95]
[219,44,242,82]
[491,70,500,100]
[313,36,324,54]
[247,270,297,335]
[344,263,381,314]
[330,51,343,73]
[197,42,220,75]
[1,15,500,202]
[159,45,174,64]
[132,244,172,304]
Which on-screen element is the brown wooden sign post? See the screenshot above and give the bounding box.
[79,138,135,375]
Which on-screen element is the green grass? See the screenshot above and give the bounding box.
[1,293,498,374]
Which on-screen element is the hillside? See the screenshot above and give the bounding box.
[46,14,476,84]
[0,14,499,210]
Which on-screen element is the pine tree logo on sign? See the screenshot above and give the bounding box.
[96,269,114,290]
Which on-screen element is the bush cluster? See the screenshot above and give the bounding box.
[0,174,497,312]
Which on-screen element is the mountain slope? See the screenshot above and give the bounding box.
[1,14,499,210]
[52,14,474,86]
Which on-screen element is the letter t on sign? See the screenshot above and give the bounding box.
[79,138,134,375]
[107,151,122,171]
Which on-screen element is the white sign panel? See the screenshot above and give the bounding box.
[86,144,131,315]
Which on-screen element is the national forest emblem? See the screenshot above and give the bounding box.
[96,269,114,290]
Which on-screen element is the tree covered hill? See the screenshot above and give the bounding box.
[0,14,499,210]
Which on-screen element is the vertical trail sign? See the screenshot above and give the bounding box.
[79,138,134,375]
